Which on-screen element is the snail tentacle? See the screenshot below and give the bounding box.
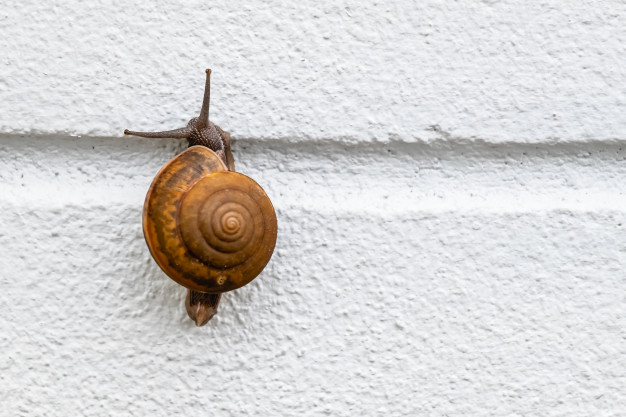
[124,127,192,139]
[197,68,212,129]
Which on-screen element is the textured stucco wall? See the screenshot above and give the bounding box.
[1,1,625,416]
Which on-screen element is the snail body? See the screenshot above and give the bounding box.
[125,69,277,326]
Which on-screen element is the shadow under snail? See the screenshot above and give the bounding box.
[124,69,277,326]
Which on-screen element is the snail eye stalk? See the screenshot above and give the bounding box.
[123,127,192,139]
[197,68,212,129]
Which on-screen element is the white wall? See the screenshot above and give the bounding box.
[1,1,625,415]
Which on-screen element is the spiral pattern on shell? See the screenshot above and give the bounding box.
[179,174,267,269]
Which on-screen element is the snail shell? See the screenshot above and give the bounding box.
[143,146,277,293]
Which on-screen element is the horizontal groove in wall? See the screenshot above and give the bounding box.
[1,134,625,215]
[3,132,626,146]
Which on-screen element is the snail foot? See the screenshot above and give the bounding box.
[186,290,221,326]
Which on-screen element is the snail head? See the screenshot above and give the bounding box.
[124,69,227,163]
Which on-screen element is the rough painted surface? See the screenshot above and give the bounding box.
[1,1,626,415]
[1,136,625,415]
[0,1,625,142]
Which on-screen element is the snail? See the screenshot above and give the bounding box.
[124,69,277,326]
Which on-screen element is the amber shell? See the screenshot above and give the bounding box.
[143,146,277,293]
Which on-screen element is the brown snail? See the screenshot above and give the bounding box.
[125,69,277,326]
